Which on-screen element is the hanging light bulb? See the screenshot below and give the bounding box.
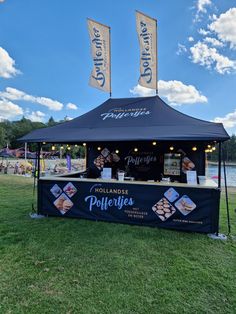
[205,149,210,153]
[75,144,78,147]
[169,146,174,151]
[83,143,86,147]
[134,148,138,152]
[152,141,157,146]
[97,146,101,151]
[207,144,211,148]
[192,146,197,151]
[67,146,71,150]
[115,150,119,154]
[60,146,64,150]
[43,142,46,145]
[51,145,56,151]
[212,147,216,151]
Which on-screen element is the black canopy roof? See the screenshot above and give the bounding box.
[19,96,229,143]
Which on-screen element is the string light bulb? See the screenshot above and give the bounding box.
[97,146,101,151]
[51,145,56,151]
[212,147,216,151]
[67,146,71,150]
[43,142,46,145]
[83,143,86,147]
[192,146,197,151]
[60,146,64,150]
[134,148,138,152]
[75,144,78,147]
[152,141,157,146]
[205,149,210,153]
[115,150,119,154]
[169,146,174,151]
[207,144,211,148]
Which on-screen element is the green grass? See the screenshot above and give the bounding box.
[0,175,235,314]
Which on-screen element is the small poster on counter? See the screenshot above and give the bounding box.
[164,153,181,176]
[186,170,197,185]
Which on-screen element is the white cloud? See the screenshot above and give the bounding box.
[66,102,78,110]
[188,37,194,42]
[25,110,45,122]
[130,85,155,97]
[64,116,73,121]
[0,1,5,3]
[208,8,236,49]
[0,99,23,120]
[190,41,236,74]
[176,43,187,55]
[130,80,208,105]
[197,0,211,13]
[213,109,236,128]
[203,36,224,47]
[0,87,63,111]
[0,47,21,78]
[194,0,212,22]
[208,14,217,21]
[198,28,210,36]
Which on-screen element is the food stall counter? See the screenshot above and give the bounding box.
[40,176,218,189]
[38,176,220,233]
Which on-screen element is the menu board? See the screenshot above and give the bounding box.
[164,154,181,176]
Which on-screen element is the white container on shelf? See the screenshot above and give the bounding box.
[118,171,125,181]
[198,175,206,185]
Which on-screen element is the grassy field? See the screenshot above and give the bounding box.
[0,175,235,314]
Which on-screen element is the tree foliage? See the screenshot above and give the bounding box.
[208,135,236,162]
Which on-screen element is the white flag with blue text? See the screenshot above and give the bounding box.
[87,19,111,93]
[136,11,157,90]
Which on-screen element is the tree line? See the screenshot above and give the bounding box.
[208,134,236,163]
[0,116,85,158]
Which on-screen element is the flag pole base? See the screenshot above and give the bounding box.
[29,213,45,219]
[207,233,227,240]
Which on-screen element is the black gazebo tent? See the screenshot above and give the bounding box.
[20,96,230,234]
[19,96,229,143]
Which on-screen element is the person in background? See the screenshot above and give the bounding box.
[54,164,58,173]
[14,161,19,174]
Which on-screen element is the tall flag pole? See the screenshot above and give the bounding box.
[156,18,158,95]
[109,27,112,98]
[87,18,111,96]
[136,11,157,94]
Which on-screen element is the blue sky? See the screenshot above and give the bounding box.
[0,0,236,134]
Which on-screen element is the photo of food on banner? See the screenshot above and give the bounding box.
[89,147,122,179]
[177,149,198,183]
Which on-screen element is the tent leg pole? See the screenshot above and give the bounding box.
[223,148,231,236]
[37,143,41,214]
[216,142,222,236]
[218,142,221,189]
[29,143,45,219]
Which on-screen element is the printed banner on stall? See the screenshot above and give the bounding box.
[39,179,220,234]
[136,11,157,90]
[87,18,111,93]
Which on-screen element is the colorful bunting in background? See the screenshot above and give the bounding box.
[136,11,157,92]
[87,18,111,95]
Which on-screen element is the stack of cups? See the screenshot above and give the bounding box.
[118,170,125,181]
